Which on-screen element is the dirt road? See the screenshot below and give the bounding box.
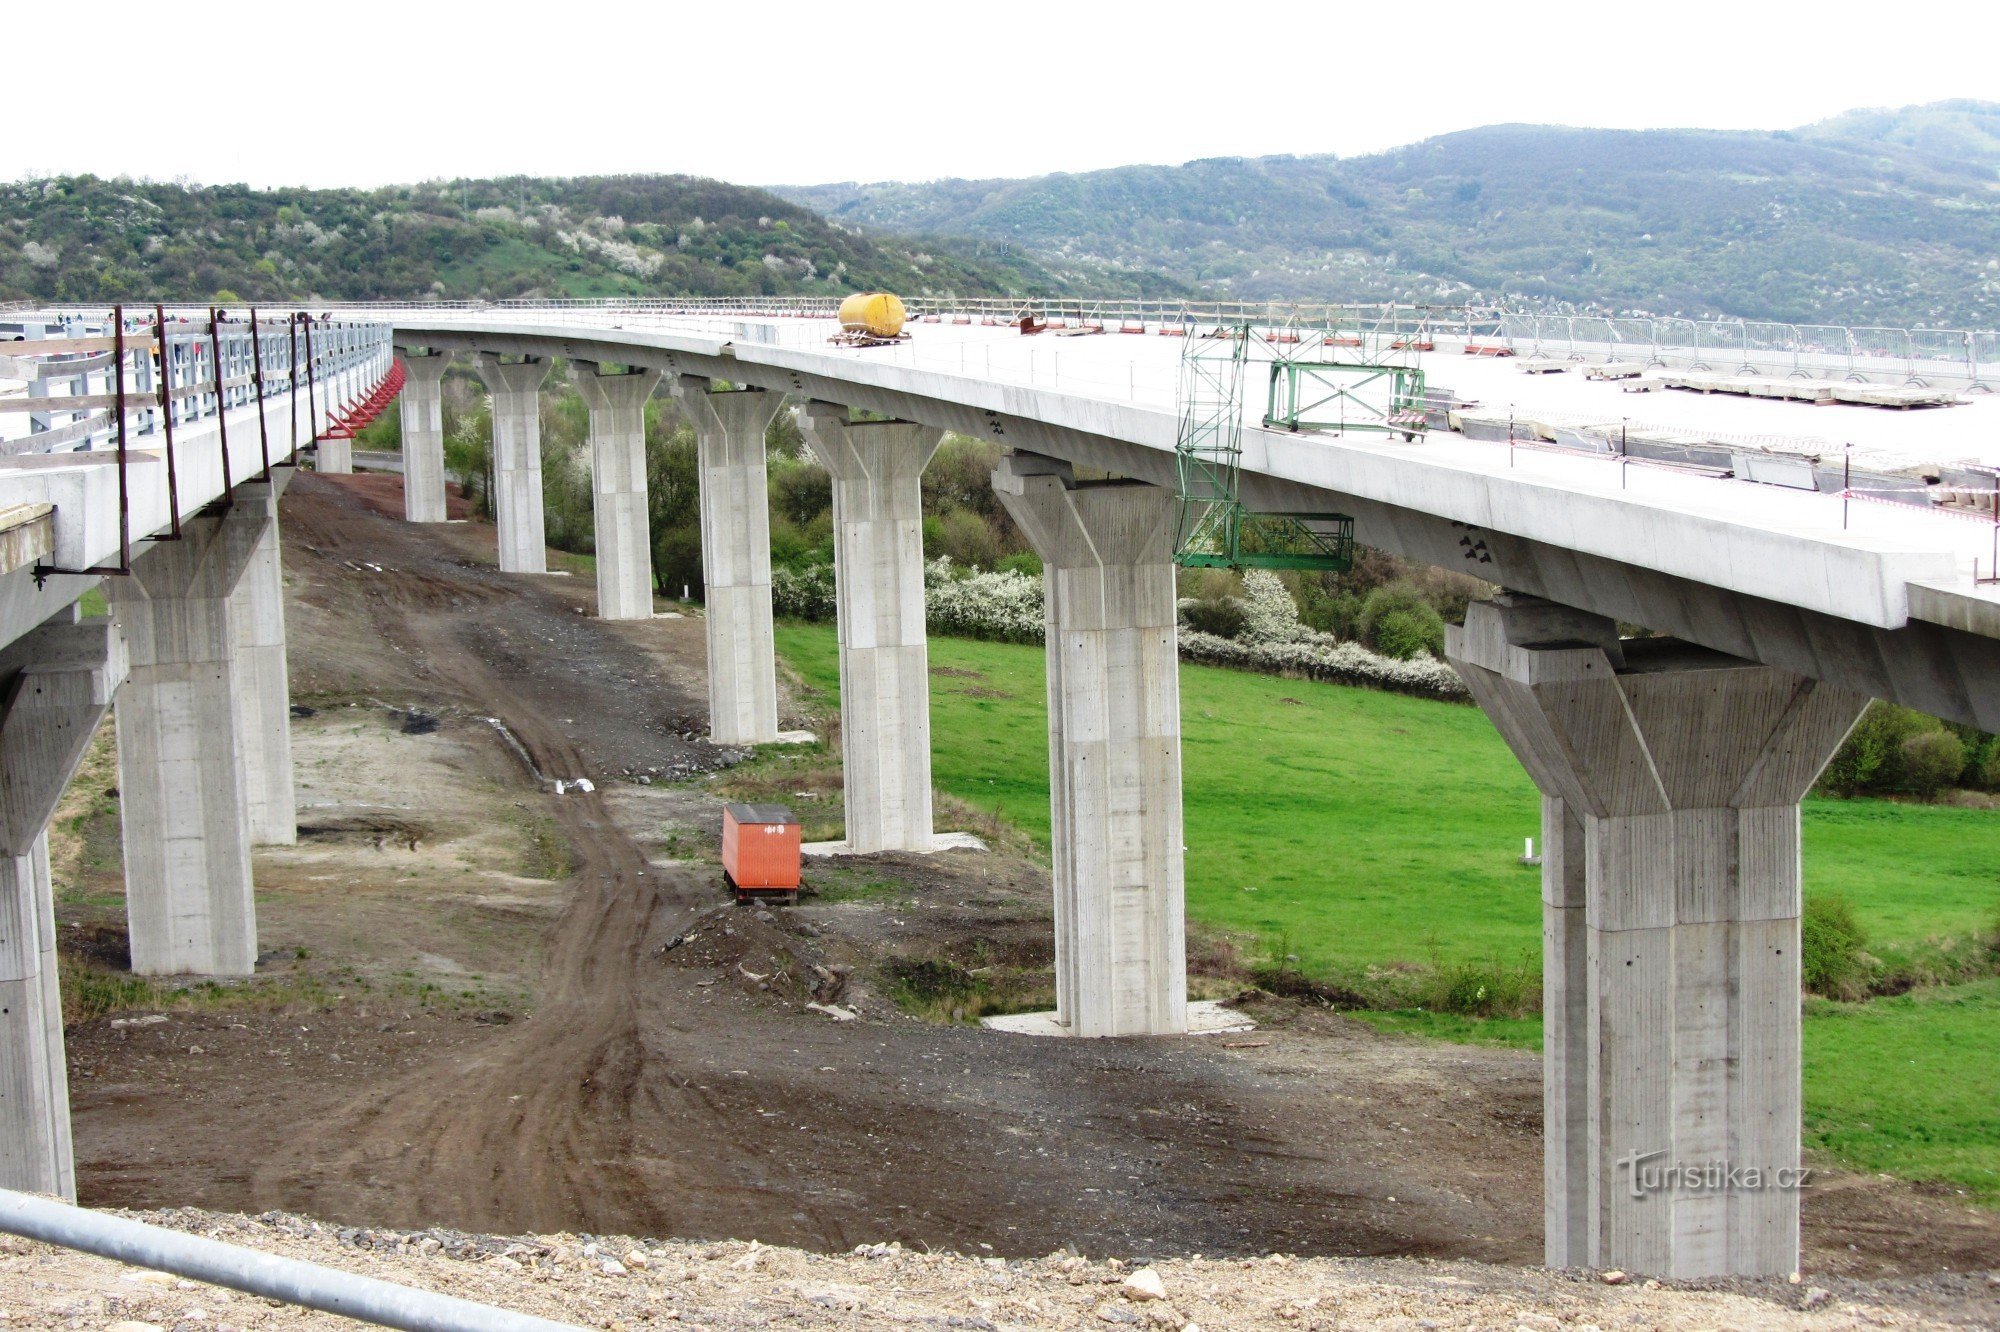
[60,471,2000,1289]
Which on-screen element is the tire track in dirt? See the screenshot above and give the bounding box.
[256,474,742,1235]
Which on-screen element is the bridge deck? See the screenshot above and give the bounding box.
[379,308,2000,636]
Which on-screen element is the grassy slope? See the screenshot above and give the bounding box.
[775,622,2000,1199]
[1802,980,2000,1201]
[777,623,1997,968]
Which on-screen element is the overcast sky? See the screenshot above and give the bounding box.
[10,1,1997,190]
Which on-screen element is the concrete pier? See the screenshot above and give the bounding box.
[799,403,942,853]
[676,376,781,745]
[476,354,550,574]
[0,616,127,1198]
[397,350,450,523]
[109,504,271,977]
[994,455,1188,1037]
[574,363,660,621]
[229,475,296,845]
[1446,595,1867,1279]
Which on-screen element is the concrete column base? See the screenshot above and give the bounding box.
[396,351,450,522]
[994,454,1188,1038]
[677,377,782,746]
[799,404,943,854]
[0,616,127,1197]
[1446,595,1868,1279]
[316,437,352,475]
[476,355,550,574]
[576,364,660,621]
[109,505,270,977]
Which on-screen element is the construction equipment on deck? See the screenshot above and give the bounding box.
[832,292,911,347]
[1171,325,1342,571]
[1172,315,1435,570]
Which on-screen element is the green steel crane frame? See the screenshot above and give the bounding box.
[1172,324,1358,571]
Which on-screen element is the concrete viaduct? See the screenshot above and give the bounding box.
[3,299,1998,1283]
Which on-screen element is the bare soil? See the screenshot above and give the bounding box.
[46,470,2000,1327]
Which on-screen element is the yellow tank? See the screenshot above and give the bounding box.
[838,291,907,340]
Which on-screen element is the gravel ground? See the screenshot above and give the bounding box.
[3,1208,1997,1332]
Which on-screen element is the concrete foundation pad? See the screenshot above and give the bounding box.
[801,831,988,858]
[773,730,819,745]
[981,1000,1254,1039]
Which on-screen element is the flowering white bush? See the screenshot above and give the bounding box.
[771,562,837,620]
[771,560,1466,700]
[1178,629,1467,699]
[923,557,1045,643]
[1189,570,1467,698]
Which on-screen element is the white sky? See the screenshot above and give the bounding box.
[9,0,1998,190]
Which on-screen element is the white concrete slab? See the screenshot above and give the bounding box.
[982,999,1254,1038]
[801,830,987,857]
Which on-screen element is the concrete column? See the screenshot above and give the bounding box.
[317,334,354,476]
[799,403,942,853]
[108,502,272,977]
[0,616,127,1198]
[675,376,781,745]
[397,351,450,520]
[475,354,550,574]
[1445,595,1868,1279]
[229,473,296,845]
[575,363,660,621]
[993,455,1188,1037]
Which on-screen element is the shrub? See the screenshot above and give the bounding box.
[768,455,831,527]
[929,508,1005,570]
[768,513,833,571]
[1181,597,1248,639]
[1801,895,1871,1000]
[774,560,1468,700]
[652,526,702,600]
[1896,729,1966,801]
[923,557,1045,643]
[1177,629,1468,699]
[771,562,837,620]
[1357,583,1445,658]
[1372,606,1446,661]
[996,552,1042,579]
[1296,586,1362,639]
[1237,570,1309,645]
[1413,956,1539,1018]
[1819,702,1935,797]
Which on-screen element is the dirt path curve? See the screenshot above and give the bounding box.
[254,474,732,1235]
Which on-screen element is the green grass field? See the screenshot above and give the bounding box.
[776,623,1998,970]
[774,621,2000,1199]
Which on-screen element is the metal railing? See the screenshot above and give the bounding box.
[0,1187,583,1332]
[2,307,394,576]
[311,297,2000,394]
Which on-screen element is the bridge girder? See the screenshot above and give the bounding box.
[411,329,2000,730]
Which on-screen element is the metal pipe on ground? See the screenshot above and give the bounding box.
[0,1188,587,1332]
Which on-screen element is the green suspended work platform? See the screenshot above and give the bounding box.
[1173,320,1429,572]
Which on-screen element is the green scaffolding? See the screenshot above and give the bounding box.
[1172,324,1359,572]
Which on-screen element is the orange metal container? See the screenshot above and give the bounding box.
[721,802,802,899]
